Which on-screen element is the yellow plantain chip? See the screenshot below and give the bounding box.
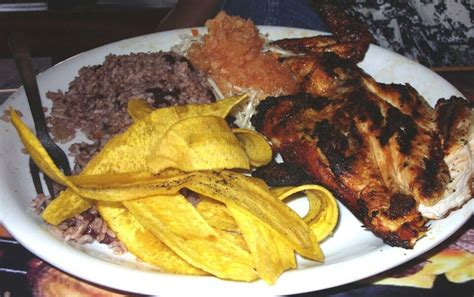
[11,110,322,259]
[305,191,339,242]
[196,198,240,233]
[232,128,272,167]
[11,97,250,276]
[68,170,323,261]
[86,95,248,175]
[40,95,248,224]
[127,99,154,122]
[228,204,296,284]
[195,198,249,252]
[123,194,257,281]
[272,185,339,242]
[147,116,250,173]
[96,200,204,275]
[42,191,91,225]
[9,107,75,189]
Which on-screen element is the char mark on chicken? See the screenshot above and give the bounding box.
[251,46,461,248]
[270,3,372,63]
[253,5,471,247]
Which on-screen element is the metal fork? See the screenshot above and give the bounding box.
[8,32,71,198]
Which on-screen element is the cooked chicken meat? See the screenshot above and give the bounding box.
[418,97,473,219]
[251,53,472,248]
[253,92,428,248]
[270,3,372,64]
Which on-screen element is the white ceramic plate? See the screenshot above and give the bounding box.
[0,27,472,297]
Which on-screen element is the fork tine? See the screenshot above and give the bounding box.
[29,158,44,195]
[30,158,62,198]
[44,175,57,198]
[57,152,72,176]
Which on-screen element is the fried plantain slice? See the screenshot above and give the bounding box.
[228,204,296,284]
[86,94,249,175]
[124,194,257,281]
[233,128,272,167]
[67,170,323,261]
[97,200,205,275]
[147,116,250,173]
[9,108,75,188]
[40,96,247,224]
[196,198,240,233]
[272,185,339,242]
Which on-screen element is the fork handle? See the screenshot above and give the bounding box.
[8,32,50,138]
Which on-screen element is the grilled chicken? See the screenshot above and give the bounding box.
[359,74,451,207]
[270,3,372,64]
[418,97,474,219]
[196,2,470,248]
[253,91,429,248]
[251,39,473,247]
[252,161,314,187]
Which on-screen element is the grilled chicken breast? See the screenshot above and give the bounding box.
[247,2,472,248]
[251,53,471,248]
[253,92,428,248]
[418,97,473,219]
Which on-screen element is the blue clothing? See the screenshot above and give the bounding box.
[222,0,329,32]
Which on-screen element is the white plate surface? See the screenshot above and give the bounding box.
[0,27,472,297]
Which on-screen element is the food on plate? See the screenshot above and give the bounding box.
[10,95,338,283]
[47,52,216,173]
[250,47,472,248]
[272,185,339,242]
[186,11,298,128]
[232,128,273,167]
[419,97,474,219]
[147,115,252,173]
[28,50,215,251]
[181,10,472,248]
[41,95,249,223]
[270,3,372,64]
[187,11,298,99]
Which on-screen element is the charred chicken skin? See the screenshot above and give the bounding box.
[251,53,469,248]
[253,91,430,248]
[270,3,372,64]
[249,2,471,248]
